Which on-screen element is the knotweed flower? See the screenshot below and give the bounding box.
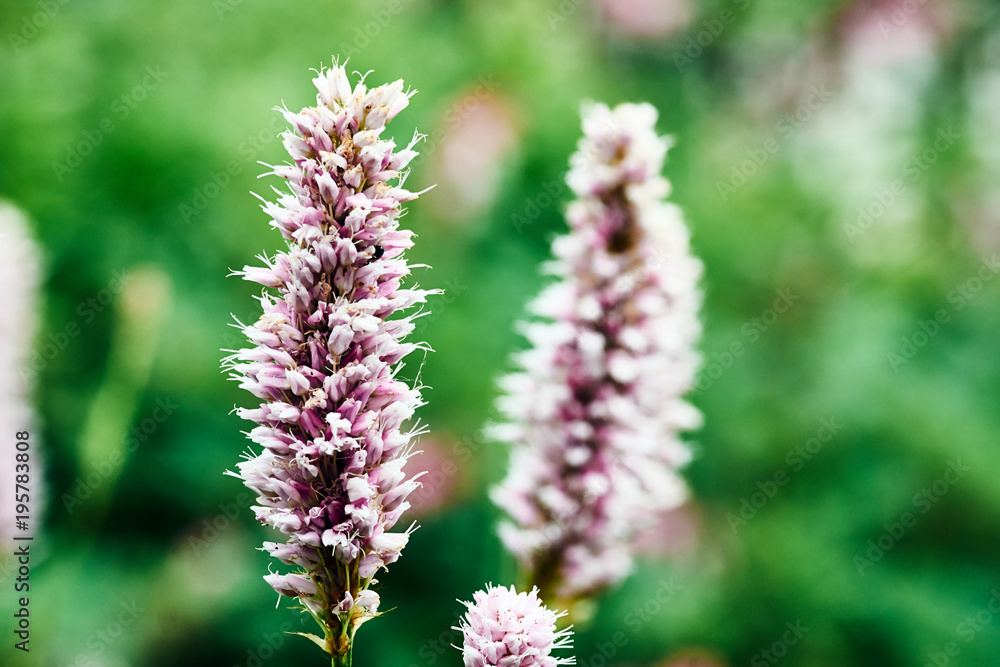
[0,203,40,549]
[490,103,702,606]
[224,61,434,663]
[456,584,575,667]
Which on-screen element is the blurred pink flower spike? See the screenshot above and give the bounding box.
[490,102,703,612]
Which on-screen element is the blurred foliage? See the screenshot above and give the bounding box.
[2,0,1000,665]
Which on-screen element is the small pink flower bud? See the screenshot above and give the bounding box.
[457,585,574,667]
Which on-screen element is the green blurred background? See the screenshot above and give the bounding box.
[2,0,999,664]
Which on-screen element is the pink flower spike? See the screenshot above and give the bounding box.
[224,59,436,660]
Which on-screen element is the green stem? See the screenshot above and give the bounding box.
[332,647,352,667]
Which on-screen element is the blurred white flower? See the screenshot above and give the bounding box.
[0,203,41,547]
